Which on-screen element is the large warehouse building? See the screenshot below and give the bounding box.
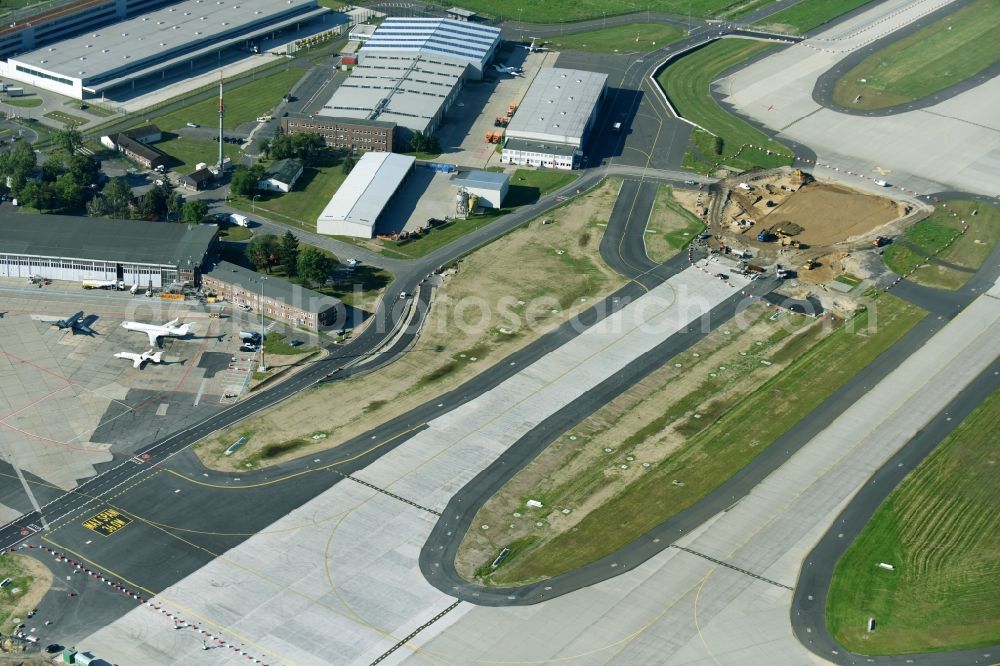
[0,0,330,99]
[317,152,415,238]
[0,215,218,288]
[319,17,499,139]
[501,68,608,170]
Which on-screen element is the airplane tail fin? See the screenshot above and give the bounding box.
[151,352,164,363]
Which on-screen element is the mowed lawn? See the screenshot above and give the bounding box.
[754,0,876,34]
[490,292,925,584]
[548,24,685,54]
[658,39,794,173]
[230,155,352,229]
[826,387,1000,653]
[443,0,759,23]
[645,185,705,262]
[832,0,1000,110]
[150,67,304,131]
[156,136,243,172]
[884,200,1000,289]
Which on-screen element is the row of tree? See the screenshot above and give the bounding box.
[246,231,335,287]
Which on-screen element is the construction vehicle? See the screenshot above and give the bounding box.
[494,116,509,127]
[507,102,518,117]
[756,229,775,242]
[780,237,802,249]
[801,258,819,271]
[485,131,502,144]
[793,169,811,185]
[872,236,890,247]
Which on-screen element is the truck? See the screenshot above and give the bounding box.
[756,229,775,242]
[230,213,251,227]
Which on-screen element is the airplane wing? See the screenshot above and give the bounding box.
[146,330,161,346]
[30,314,64,323]
[132,357,143,369]
[163,318,180,328]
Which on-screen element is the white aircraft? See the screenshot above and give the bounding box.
[121,318,192,346]
[114,349,164,369]
[522,38,548,53]
[493,64,523,76]
[31,310,96,335]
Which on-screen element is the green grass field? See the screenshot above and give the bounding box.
[155,136,243,172]
[547,23,685,53]
[832,0,1000,110]
[826,387,1000,653]
[658,39,794,173]
[432,0,777,23]
[645,185,705,262]
[488,292,925,584]
[263,331,313,355]
[884,200,1000,289]
[0,554,37,633]
[754,0,876,34]
[148,68,304,131]
[231,157,349,230]
[2,97,42,108]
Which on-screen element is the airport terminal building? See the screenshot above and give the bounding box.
[0,0,331,99]
[501,68,608,170]
[0,215,218,288]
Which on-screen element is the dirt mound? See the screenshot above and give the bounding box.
[767,182,901,246]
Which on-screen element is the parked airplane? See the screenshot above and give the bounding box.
[30,311,96,335]
[121,318,192,346]
[114,349,164,369]
[522,38,548,52]
[492,64,522,76]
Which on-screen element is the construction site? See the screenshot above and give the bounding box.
[676,168,924,307]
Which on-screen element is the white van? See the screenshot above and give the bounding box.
[230,213,251,227]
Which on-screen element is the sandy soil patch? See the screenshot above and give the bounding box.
[760,181,904,246]
[196,179,627,471]
[456,302,826,579]
[0,555,52,634]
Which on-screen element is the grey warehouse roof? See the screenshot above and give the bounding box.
[361,17,499,69]
[502,137,579,157]
[0,215,217,268]
[321,53,464,133]
[505,68,607,147]
[204,261,340,313]
[451,169,509,191]
[10,0,320,85]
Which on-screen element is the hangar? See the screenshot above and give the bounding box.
[0,0,330,99]
[0,214,218,288]
[317,152,415,238]
[318,17,499,139]
[501,68,608,170]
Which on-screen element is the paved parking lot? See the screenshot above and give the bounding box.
[437,49,555,169]
[0,282,262,522]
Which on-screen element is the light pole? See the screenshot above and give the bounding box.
[252,194,261,213]
[258,276,267,373]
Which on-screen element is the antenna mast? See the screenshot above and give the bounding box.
[218,72,224,170]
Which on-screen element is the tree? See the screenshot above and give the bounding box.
[54,128,84,156]
[269,132,326,166]
[41,156,66,182]
[102,177,133,219]
[53,173,85,211]
[181,199,208,223]
[20,180,58,213]
[410,130,425,153]
[166,191,184,221]
[278,230,299,277]
[67,154,100,188]
[0,141,37,196]
[230,164,264,197]
[341,154,355,175]
[247,234,280,272]
[296,246,334,287]
[86,194,109,217]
